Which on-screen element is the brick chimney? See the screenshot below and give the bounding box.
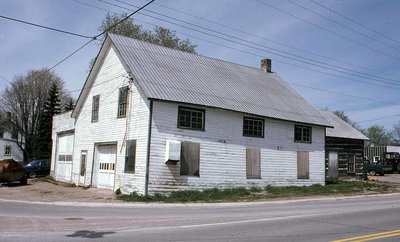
[261,59,272,73]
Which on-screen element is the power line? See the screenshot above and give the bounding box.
[93,0,155,39]
[287,0,399,51]
[75,0,400,105]
[97,0,400,88]
[142,0,399,79]
[357,114,400,123]
[0,15,93,39]
[4,0,155,95]
[310,0,400,45]
[254,0,400,61]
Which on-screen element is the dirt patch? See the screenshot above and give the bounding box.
[0,178,119,203]
[375,174,400,184]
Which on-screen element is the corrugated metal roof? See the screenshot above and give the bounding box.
[109,34,332,127]
[320,111,369,140]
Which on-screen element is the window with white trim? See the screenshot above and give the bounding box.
[294,125,312,143]
[4,145,11,156]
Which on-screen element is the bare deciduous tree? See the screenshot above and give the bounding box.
[0,68,69,161]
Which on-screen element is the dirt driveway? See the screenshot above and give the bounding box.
[375,174,400,184]
[0,178,118,203]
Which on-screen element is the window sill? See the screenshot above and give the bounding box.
[177,126,205,132]
[243,135,264,139]
[246,177,261,179]
[294,140,312,144]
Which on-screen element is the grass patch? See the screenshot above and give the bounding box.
[117,180,394,203]
[265,181,392,198]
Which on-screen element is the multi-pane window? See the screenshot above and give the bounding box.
[178,107,205,130]
[91,95,100,123]
[4,145,11,156]
[243,117,264,138]
[294,125,312,143]
[118,86,129,118]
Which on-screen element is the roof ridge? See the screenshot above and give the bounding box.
[107,33,272,74]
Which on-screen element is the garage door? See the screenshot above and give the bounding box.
[97,145,116,189]
[56,134,74,182]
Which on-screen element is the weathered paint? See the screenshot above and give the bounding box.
[147,101,325,194]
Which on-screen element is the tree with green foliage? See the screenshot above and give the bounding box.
[98,13,197,53]
[34,83,61,158]
[332,110,360,130]
[362,125,393,146]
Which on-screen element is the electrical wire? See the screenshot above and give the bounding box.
[140,0,398,79]
[2,0,155,96]
[0,15,93,39]
[74,0,400,106]
[310,0,400,45]
[254,0,400,61]
[101,0,400,87]
[286,0,398,51]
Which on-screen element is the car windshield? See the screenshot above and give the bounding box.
[27,160,41,166]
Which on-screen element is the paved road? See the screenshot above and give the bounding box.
[1,195,400,241]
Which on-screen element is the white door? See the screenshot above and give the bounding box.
[56,134,74,182]
[97,145,116,189]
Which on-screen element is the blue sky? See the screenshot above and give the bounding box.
[1,0,400,130]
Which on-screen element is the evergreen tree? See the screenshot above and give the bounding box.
[64,97,75,112]
[34,83,61,158]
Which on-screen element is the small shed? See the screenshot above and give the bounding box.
[321,111,369,177]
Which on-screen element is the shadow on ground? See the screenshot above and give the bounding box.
[66,230,115,239]
[0,183,31,187]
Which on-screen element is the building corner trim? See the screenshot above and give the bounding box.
[144,100,153,196]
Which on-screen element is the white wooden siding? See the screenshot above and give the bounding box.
[148,101,325,194]
[51,111,75,175]
[72,45,149,193]
[0,139,23,161]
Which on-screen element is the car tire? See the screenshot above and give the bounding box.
[20,174,27,185]
[369,170,377,176]
[28,172,37,178]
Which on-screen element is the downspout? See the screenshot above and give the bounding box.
[144,100,153,196]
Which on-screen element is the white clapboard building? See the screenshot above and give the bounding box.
[51,33,332,195]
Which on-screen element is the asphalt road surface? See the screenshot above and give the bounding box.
[1,194,400,242]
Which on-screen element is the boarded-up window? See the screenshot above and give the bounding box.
[180,141,200,176]
[80,151,87,176]
[246,148,261,178]
[92,95,100,123]
[118,86,129,118]
[297,151,309,179]
[125,140,136,173]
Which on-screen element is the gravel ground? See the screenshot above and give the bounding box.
[2,175,400,203]
[0,178,119,203]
